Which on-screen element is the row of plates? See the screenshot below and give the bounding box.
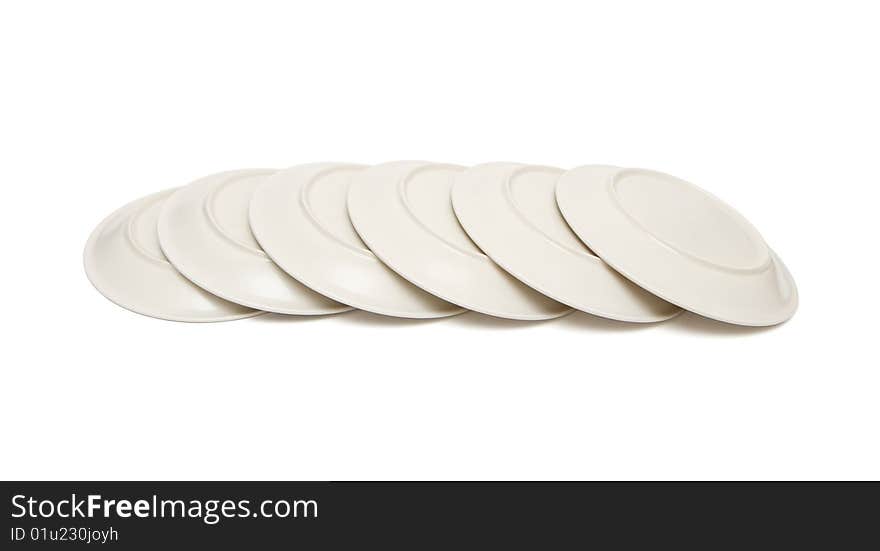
[84,162,798,326]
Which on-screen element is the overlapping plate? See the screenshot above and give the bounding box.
[85,161,798,326]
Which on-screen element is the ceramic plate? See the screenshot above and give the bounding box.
[84,189,261,322]
[157,169,350,315]
[348,161,571,320]
[249,163,464,318]
[556,165,798,326]
[451,163,679,322]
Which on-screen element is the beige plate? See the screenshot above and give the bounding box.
[556,165,798,326]
[84,189,261,322]
[249,163,464,319]
[348,161,571,320]
[157,170,350,315]
[452,163,679,322]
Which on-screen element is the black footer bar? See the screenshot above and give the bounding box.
[2,482,875,548]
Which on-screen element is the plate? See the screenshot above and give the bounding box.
[348,161,571,320]
[157,170,351,315]
[451,163,679,322]
[249,163,464,318]
[556,166,798,326]
[84,189,261,322]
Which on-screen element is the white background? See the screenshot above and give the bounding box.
[1,1,877,480]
